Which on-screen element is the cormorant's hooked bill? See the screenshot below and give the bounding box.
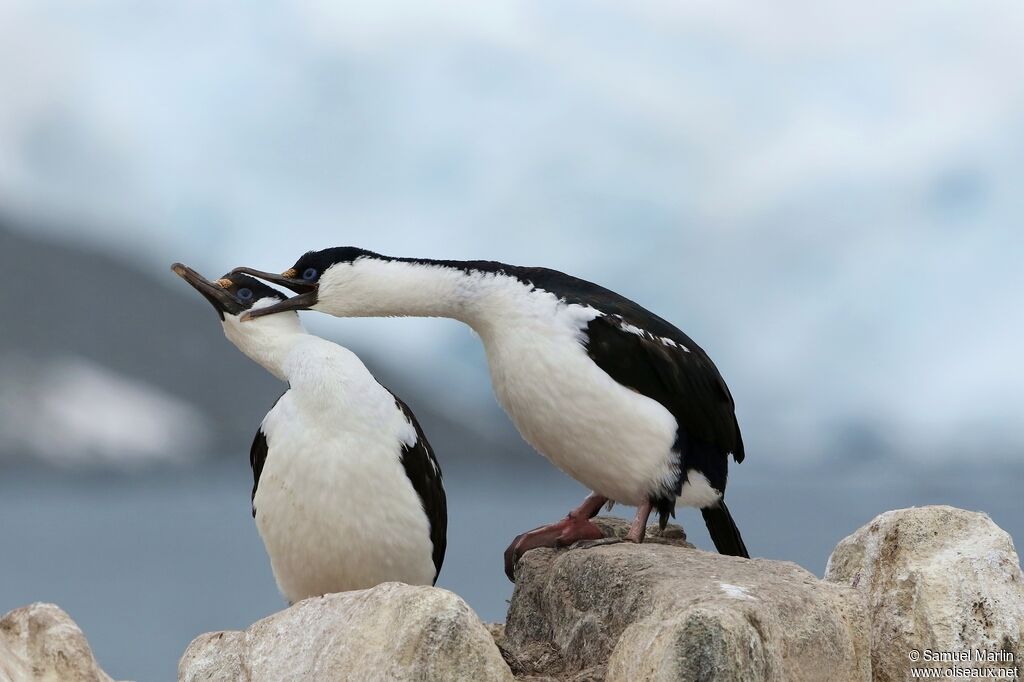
[171,262,282,320]
[230,266,314,295]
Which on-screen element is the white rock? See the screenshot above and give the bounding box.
[178,582,513,682]
[0,602,118,682]
[826,505,1024,682]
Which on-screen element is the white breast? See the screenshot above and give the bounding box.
[477,296,681,507]
[253,390,436,604]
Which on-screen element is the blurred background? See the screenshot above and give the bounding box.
[1,2,1022,680]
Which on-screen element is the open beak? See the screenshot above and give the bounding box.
[241,291,318,321]
[230,267,314,295]
[171,262,241,317]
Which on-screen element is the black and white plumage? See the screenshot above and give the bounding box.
[172,263,446,600]
[236,248,748,577]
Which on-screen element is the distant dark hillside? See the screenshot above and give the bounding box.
[0,217,522,468]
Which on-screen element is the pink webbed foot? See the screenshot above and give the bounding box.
[504,514,606,580]
[504,493,607,581]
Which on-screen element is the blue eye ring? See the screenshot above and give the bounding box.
[236,287,254,301]
[302,267,318,281]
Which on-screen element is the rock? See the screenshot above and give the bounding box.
[504,516,870,682]
[486,622,507,642]
[0,602,118,682]
[825,505,1024,682]
[589,516,695,547]
[178,582,513,682]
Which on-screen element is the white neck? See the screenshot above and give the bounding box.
[221,304,307,382]
[223,304,401,432]
[315,258,537,333]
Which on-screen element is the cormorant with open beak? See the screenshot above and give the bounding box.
[172,262,446,601]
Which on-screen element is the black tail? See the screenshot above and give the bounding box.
[701,501,749,558]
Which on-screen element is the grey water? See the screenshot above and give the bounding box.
[1,455,1021,682]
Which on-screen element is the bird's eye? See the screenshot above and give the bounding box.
[302,267,318,281]
[236,288,254,301]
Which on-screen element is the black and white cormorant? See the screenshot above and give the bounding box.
[172,262,446,600]
[233,249,748,579]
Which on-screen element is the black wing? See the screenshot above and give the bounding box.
[389,393,448,582]
[584,314,743,497]
[443,261,745,465]
[249,428,268,518]
[250,392,285,518]
[445,261,744,463]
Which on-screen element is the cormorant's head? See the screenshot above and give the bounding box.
[171,263,287,321]
[232,247,380,320]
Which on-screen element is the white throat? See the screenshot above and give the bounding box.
[222,299,307,382]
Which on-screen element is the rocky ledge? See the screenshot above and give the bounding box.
[2,506,1021,681]
[500,523,870,680]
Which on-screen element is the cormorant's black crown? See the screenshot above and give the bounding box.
[217,273,285,312]
[289,247,380,284]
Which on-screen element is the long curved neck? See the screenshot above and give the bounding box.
[319,257,533,331]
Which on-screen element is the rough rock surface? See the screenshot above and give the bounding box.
[826,505,1024,682]
[504,516,870,681]
[588,516,693,546]
[178,581,513,682]
[0,602,117,682]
